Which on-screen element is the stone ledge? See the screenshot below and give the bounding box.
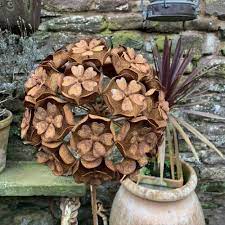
[0,161,86,197]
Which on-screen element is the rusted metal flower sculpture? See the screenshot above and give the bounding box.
[21,37,169,225]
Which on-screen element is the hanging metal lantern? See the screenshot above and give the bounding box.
[0,0,41,34]
[141,0,199,22]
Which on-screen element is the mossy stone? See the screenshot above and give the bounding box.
[112,31,144,50]
[0,161,86,197]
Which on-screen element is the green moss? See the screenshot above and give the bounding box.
[108,21,121,30]
[154,35,175,52]
[112,31,144,50]
[100,18,109,32]
[202,202,218,209]
[197,181,225,193]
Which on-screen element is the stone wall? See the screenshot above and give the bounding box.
[1,0,225,224]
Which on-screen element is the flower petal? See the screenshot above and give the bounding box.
[53,115,63,128]
[127,80,141,94]
[77,139,93,155]
[82,80,97,92]
[123,52,132,62]
[89,39,102,49]
[71,65,84,78]
[27,85,41,97]
[135,54,147,64]
[93,141,106,158]
[128,144,138,156]
[116,77,127,91]
[83,67,97,80]
[99,133,113,146]
[78,125,92,138]
[35,107,47,121]
[47,102,57,116]
[76,40,88,48]
[129,94,145,106]
[35,121,48,135]
[25,77,36,89]
[44,124,56,139]
[138,64,150,73]
[92,45,105,52]
[81,158,102,169]
[68,82,82,97]
[145,88,156,96]
[62,76,77,87]
[122,97,133,112]
[82,51,93,56]
[59,144,75,164]
[116,159,136,175]
[127,47,135,59]
[72,47,86,54]
[91,122,105,135]
[111,89,125,101]
[138,142,151,153]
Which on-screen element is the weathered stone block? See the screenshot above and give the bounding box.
[0,161,86,196]
[38,15,107,33]
[180,31,205,59]
[144,21,183,33]
[95,0,129,12]
[107,13,143,30]
[111,31,144,49]
[43,0,94,12]
[129,0,148,12]
[184,16,220,32]
[206,0,225,20]
[202,33,220,55]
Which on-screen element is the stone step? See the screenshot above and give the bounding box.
[0,161,86,197]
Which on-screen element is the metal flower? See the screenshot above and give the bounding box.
[25,67,48,97]
[158,91,169,120]
[72,39,105,57]
[69,39,109,65]
[114,117,159,167]
[32,96,75,144]
[104,77,146,117]
[34,102,63,140]
[111,47,154,81]
[74,164,114,186]
[123,47,150,74]
[21,108,32,139]
[61,65,100,103]
[70,115,114,169]
[24,66,63,106]
[37,145,79,176]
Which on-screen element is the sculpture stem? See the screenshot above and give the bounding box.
[90,185,98,225]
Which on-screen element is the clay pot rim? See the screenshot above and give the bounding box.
[122,161,197,202]
[0,110,13,129]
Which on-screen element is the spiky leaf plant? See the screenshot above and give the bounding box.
[153,37,224,181]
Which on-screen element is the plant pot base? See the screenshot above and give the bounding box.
[0,110,13,173]
[109,162,205,225]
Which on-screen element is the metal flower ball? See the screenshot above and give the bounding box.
[21,38,169,186]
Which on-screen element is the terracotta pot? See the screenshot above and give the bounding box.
[110,162,205,225]
[0,0,41,33]
[0,110,13,173]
